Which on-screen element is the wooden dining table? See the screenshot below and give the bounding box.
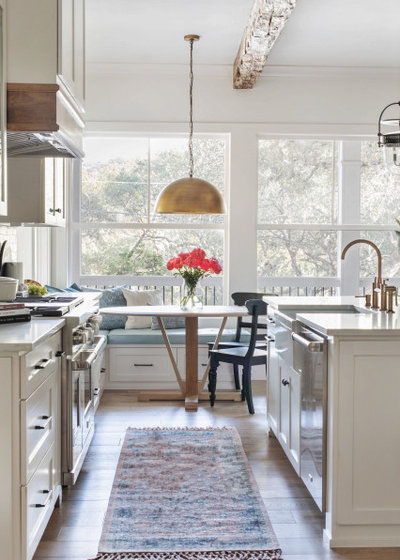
[100,305,249,411]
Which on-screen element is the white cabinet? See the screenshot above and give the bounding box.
[7,0,86,113]
[267,344,301,474]
[332,340,400,533]
[3,157,67,226]
[0,329,63,560]
[266,336,280,435]
[58,0,85,110]
[277,356,300,474]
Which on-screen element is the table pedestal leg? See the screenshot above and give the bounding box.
[185,316,198,412]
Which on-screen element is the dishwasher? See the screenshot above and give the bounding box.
[292,323,328,512]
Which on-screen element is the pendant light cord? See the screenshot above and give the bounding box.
[189,38,194,178]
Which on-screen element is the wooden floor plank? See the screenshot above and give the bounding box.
[33,382,400,560]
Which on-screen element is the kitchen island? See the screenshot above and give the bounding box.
[264,296,400,549]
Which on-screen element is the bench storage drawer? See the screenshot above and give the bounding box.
[109,346,177,386]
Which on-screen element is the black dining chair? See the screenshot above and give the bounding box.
[207,292,271,391]
[208,299,268,414]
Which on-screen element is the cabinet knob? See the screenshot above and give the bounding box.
[281,378,290,386]
[55,208,62,213]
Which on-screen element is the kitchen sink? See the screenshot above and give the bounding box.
[281,305,374,319]
[301,305,373,314]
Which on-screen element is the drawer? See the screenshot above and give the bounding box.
[21,331,62,399]
[21,372,58,485]
[109,346,177,383]
[22,442,58,558]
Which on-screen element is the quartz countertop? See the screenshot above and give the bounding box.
[0,319,65,352]
[264,295,400,336]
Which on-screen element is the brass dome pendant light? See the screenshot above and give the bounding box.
[155,35,226,214]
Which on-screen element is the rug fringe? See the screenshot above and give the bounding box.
[89,551,283,560]
[125,427,236,432]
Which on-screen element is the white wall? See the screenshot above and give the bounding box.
[86,64,400,128]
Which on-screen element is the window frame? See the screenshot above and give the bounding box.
[70,132,229,301]
[256,137,400,294]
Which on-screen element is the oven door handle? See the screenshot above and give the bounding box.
[291,332,324,352]
[92,335,107,355]
[72,335,107,370]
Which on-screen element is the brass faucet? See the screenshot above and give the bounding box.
[341,239,383,309]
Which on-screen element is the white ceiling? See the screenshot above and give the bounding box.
[86,0,400,68]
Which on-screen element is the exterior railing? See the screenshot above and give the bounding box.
[80,275,400,304]
[257,277,339,296]
[79,275,223,306]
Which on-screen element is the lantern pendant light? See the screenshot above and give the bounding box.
[378,101,400,175]
[155,35,226,214]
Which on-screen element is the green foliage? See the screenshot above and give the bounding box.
[81,137,225,276]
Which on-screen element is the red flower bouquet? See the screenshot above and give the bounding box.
[167,248,222,309]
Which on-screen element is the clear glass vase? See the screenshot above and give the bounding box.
[180,282,203,310]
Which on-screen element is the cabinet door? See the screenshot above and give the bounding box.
[278,356,301,474]
[267,338,280,435]
[44,158,56,224]
[288,366,301,473]
[279,355,290,450]
[54,158,66,224]
[58,0,85,110]
[44,158,66,226]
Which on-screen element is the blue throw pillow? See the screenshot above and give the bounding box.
[45,284,81,293]
[45,284,64,293]
[83,286,127,330]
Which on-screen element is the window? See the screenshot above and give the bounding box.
[75,135,227,303]
[257,139,400,295]
[258,139,337,225]
[257,140,338,292]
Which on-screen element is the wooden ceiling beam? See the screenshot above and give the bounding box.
[233,0,296,89]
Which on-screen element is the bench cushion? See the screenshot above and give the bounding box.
[106,327,250,346]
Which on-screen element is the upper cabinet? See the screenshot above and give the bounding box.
[58,0,85,113]
[2,157,67,227]
[6,0,85,159]
[7,0,86,113]
[0,0,6,216]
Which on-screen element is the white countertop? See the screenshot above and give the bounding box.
[264,295,400,335]
[0,319,65,352]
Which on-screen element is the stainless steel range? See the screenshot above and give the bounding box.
[63,314,106,485]
[18,293,107,485]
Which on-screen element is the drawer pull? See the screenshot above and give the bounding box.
[133,363,154,367]
[201,363,208,367]
[93,387,100,395]
[281,379,290,387]
[34,415,52,430]
[100,368,106,373]
[33,489,52,508]
[34,358,50,370]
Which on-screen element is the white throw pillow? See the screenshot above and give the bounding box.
[121,288,163,329]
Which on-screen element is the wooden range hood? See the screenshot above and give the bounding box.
[7,83,84,158]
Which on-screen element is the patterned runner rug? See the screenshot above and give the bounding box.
[90,427,283,560]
